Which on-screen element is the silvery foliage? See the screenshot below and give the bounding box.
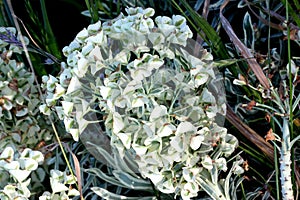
[0,27,79,200]
[39,169,79,200]
[0,27,56,198]
[0,27,53,149]
[40,7,241,199]
[0,147,44,200]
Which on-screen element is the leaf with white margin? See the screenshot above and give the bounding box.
[172,15,186,28]
[157,123,176,137]
[59,68,72,87]
[55,106,64,120]
[18,178,31,197]
[15,107,28,117]
[1,184,18,199]
[132,144,148,156]
[28,149,44,164]
[183,182,199,198]
[70,129,80,142]
[68,188,80,197]
[117,133,131,149]
[46,75,58,92]
[81,42,94,56]
[76,111,88,136]
[0,146,14,161]
[233,79,247,86]
[77,56,89,77]
[115,95,127,108]
[113,112,124,134]
[123,80,141,95]
[148,32,164,46]
[142,123,155,138]
[39,104,51,115]
[146,172,164,186]
[155,16,172,25]
[64,117,74,132]
[50,179,69,193]
[194,73,209,87]
[170,135,184,152]
[176,121,196,135]
[206,105,219,119]
[39,191,51,200]
[131,97,144,108]
[200,88,216,104]
[61,101,74,116]
[50,169,64,180]
[201,155,213,170]
[65,173,77,184]
[18,158,38,171]
[2,161,19,170]
[143,8,155,17]
[221,134,238,157]
[89,45,102,61]
[87,21,102,33]
[114,50,130,64]
[75,28,89,41]
[157,179,175,193]
[86,30,105,45]
[157,23,176,37]
[99,86,111,100]
[9,169,31,182]
[149,105,167,121]
[66,76,81,94]
[190,135,204,150]
[130,67,152,81]
[215,157,228,172]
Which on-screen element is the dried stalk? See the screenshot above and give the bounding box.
[220,0,270,90]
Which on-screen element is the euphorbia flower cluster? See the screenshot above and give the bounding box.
[40,7,239,199]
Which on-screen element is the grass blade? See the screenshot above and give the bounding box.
[39,0,61,59]
[171,0,230,60]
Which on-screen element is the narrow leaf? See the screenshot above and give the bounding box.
[220,0,270,89]
[91,187,155,200]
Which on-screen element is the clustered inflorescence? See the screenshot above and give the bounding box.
[40,7,240,199]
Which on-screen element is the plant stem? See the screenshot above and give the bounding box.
[280,118,293,200]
